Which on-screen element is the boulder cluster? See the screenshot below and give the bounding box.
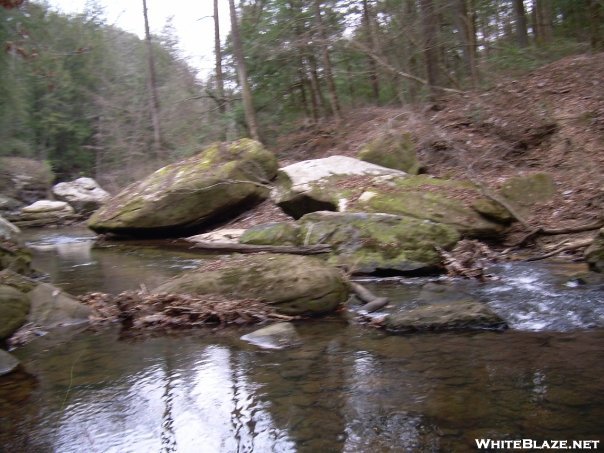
[2,136,602,362]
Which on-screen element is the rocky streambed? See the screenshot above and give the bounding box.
[0,228,603,451]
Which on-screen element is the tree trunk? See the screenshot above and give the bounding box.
[419,0,441,98]
[142,0,162,157]
[228,0,260,141]
[513,0,529,47]
[362,0,380,103]
[313,0,342,122]
[533,0,553,45]
[455,0,478,86]
[213,0,226,116]
[589,0,602,50]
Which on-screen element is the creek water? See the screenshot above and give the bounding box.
[1,228,603,452]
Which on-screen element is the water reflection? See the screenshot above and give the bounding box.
[3,325,603,451]
[2,228,603,451]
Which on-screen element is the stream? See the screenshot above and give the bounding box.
[1,228,603,452]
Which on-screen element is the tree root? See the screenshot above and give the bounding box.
[524,238,593,262]
[511,219,604,247]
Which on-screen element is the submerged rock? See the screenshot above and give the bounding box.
[27,283,91,328]
[88,139,278,238]
[155,254,349,316]
[52,177,110,214]
[241,322,301,349]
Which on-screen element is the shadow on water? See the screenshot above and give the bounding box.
[0,228,602,451]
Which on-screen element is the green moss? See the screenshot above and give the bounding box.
[499,173,556,208]
[88,139,277,235]
[240,223,301,246]
[298,212,460,273]
[358,132,421,174]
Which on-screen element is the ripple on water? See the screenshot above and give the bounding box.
[478,262,604,331]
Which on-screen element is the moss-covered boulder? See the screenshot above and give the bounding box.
[88,139,278,238]
[358,132,422,174]
[353,175,507,237]
[585,227,604,272]
[0,285,30,340]
[241,212,460,274]
[239,222,301,246]
[497,172,556,216]
[155,254,349,316]
[271,156,508,238]
[0,240,33,275]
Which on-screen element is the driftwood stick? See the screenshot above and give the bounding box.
[188,241,331,255]
[348,281,389,313]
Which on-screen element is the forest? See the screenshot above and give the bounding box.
[0,0,602,190]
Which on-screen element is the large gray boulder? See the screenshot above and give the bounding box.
[53,177,110,214]
[88,139,278,238]
[271,155,406,218]
[155,254,349,316]
[240,211,460,274]
[271,157,508,238]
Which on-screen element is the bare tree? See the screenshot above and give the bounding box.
[228,0,260,141]
[313,0,342,122]
[419,0,441,98]
[214,0,226,115]
[513,0,529,47]
[362,0,380,102]
[142,0,162,157]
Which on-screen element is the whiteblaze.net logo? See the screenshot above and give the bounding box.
[475,439,601,450]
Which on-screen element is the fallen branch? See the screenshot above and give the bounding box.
[512,219,604,247]
[348,281,389,313]
[525,238,593,262]
[346,40,463,95]
[187,241,331,255]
